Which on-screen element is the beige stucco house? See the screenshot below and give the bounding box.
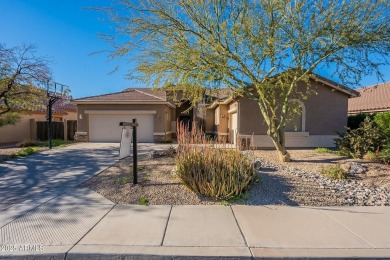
[207,77,358,148]
[0,97,77,145]
[72,77,358,147]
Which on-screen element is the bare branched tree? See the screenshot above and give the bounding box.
[0,43,52,126]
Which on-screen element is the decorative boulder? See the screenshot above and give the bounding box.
[349,162,367,174]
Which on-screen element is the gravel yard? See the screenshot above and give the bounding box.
[81,155,220,205]
[83,148,390,206]
[249,150,390,206]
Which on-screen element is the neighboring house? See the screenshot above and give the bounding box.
[73,76,358,148]
[348,82,390,115]
[0,97,77,144]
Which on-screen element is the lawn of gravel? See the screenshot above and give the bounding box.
[81,155,220,205]
[82,148,390,206]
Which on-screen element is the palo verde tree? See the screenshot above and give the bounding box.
[101,0,390,161]
[0,43,52,127]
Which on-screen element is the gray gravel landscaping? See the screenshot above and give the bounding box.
[83,147,390,206]
[248,159,389,206]
[249,150,390,206]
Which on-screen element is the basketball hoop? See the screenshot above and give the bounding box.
[46,81,71,149]
[46,81,70,98]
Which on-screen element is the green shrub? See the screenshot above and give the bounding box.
[335,117,384,158]
[363,151,379,162]
[176,123,256,200]
[378,147,390,165]
[139,196,149,206]
[314,147,334,154]
[335,148,352,157]
[11,147,39,158]
[374,112,390,141]
[320,165,348,179]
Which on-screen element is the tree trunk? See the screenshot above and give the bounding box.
[270,126,291,162]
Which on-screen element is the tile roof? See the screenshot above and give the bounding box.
[32,97,76,115]
[348,82,390,113]
[204,88,232,101]
[2,95,76,115]
[72,87,232,105]
[49,98,76,114]
[72,88,167,102]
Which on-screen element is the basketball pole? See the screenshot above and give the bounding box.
[46,82,68,149]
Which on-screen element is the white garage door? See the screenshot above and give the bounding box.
[89,113,154,142]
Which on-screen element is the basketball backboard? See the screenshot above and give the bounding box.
[46,82,70,97]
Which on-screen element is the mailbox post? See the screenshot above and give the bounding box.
[119,119,138,184]
[132,118,138,184]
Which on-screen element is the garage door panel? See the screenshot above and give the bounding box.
[89,114,154,142]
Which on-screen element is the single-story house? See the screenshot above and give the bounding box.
[348,82,390,115]
[73,76,358,148]
[0,97,77,145]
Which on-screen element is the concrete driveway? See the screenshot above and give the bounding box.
[0,143,119,206]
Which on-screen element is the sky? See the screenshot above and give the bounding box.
[0,0,137,98]
[1,0,389,99]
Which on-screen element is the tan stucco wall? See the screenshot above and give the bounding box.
[164,106,173,132]
[0,113,46,144]
[238,99,268,135]
[76,104,169,134]
[304,83,348,135]
[238,81,349,136]
[63,111,77,121]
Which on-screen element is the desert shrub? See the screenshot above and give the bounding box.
[378,147,390,165]
[335,117,384,158]
[175,123,256,200]
[138,196,149,206]
[363,151,379,162]
[374,112,390,142]
[320,165,348,179]
[11,147,39,158]
[314,147,334,154]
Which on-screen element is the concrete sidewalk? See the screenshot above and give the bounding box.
[1,189,390,259]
